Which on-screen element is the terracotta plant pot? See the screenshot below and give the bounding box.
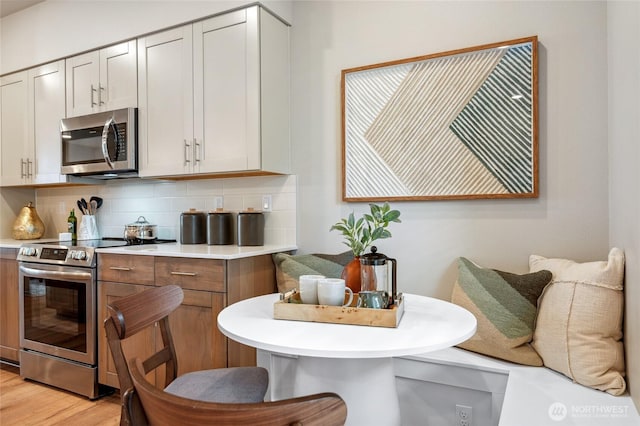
[341,257,362,293]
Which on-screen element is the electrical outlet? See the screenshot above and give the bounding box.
[456,404,472,426]
[214,196,224,210]
[262,194,272,212]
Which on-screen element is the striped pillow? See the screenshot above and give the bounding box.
[451,257,552,366]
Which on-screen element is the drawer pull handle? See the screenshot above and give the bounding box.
[170,271,197,277]
[109,266,132,271]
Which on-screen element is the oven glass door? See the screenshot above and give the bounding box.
[19,263,96,365]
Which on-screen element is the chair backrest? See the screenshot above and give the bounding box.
[130,357,348,426]
[104,285,184,426]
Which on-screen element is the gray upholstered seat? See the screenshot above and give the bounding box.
[164,366,268,403]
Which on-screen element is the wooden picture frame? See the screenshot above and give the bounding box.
[341,36,538,201]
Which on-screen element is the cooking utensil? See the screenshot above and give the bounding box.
[80,198,89,214]
[90,196,103,209]
[90,200,98,215]
[124,216,158,241]
[77,200,86,215]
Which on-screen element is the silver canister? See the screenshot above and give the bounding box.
[207,210,235,245]
[237,210,264,246]
[180,209,206,244]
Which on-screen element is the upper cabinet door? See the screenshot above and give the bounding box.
[137,25,194,177]
[193,7,260,174]
[0,71,30,186]
[100,40,138,111]
[66,40,137,117]
[29,60,66,184]
[66,51,100,117]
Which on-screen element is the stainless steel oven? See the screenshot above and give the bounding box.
[18,244,104,399]
[17,238,175,399]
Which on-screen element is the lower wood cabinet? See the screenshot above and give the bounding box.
[0,248,20,363]
[97,253,276,389]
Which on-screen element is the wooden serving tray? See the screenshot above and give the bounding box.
[274,291,405,328]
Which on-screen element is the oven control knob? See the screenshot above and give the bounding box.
[20,247,37,257]
[72,250,87,261]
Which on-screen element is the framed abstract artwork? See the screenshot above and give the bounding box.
[341,36,538,201]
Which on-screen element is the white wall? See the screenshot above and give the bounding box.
[608,0,640,410]
[291,1,610,299]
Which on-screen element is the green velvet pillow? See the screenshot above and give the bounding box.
[272,252,353,293]
[451,257,552,366]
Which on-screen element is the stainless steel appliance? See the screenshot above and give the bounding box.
[17,238,175,399]
[61,108,137,178]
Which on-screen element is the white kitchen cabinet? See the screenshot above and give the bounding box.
[137,25,194,177]
[28,60,67,184]
[0,71,29,186]
[1,60,69,187]
[66,40,137,117]
[138,5,290,178]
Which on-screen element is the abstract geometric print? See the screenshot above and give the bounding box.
[342,38,537,200]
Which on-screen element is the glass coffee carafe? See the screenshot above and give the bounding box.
[359,246,397,308]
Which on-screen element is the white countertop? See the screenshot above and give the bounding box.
[95,242,297,260]
[0,238,59,249]
[0,238,296,260]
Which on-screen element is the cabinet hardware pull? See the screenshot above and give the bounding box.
[26,158,33,177]
[99,85,105,105]
[184,140,191,165]
[194,139,200,164]
[91,84,97,107]
[109,266,132,271]
[20,159,25,178]
[170,271,197,276]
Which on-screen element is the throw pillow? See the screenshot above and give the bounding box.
[272,252,353,293]
[451,257,552,366]
[529,248,626,395]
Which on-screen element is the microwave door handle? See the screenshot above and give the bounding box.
[101,117,117,169]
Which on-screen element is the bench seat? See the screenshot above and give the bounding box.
[395,347,639,426]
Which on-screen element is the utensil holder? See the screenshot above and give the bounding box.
[78,215,99,240]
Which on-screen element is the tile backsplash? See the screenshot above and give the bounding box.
[35,175,297,245]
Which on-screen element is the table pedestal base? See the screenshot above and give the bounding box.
[265,354,401,426]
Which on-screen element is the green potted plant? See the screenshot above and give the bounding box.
[330,203,401,291]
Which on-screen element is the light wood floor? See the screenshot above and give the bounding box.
[0,364,121,425]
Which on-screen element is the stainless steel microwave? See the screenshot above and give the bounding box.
[60,108,137,177]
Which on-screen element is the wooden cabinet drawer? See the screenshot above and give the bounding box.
[155,257,225,292]
[98,254,155,285]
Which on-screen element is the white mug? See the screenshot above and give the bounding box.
[317,278,354,307]
[298,274,325,304]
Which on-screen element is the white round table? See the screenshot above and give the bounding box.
[218,293,476,425]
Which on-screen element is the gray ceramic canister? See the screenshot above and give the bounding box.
[237,210,264,246]
[207,210,235,245]
[180,209,206,244]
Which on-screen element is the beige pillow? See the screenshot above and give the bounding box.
[529,248,626,395]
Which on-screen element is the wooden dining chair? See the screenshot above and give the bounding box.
[104,285,269,426]
[130,356,348,426]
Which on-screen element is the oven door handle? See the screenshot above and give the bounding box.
[19,265,93,282]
